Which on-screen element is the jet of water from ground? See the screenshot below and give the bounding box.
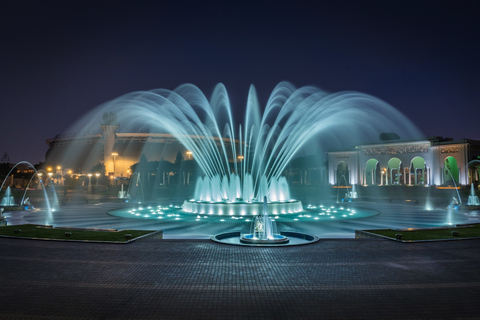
[1,186,14,206]
[0,161,53,224]
[468,183,479,205]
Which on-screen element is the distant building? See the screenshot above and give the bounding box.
[327,137,480,187]
[0,163,36,189]
[45,113,231,178]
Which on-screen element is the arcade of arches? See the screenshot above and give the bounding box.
[328,138,480,187]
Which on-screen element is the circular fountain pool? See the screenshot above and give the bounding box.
[182,199,303,216]
[107,203,379,222]
[211,231,319,247]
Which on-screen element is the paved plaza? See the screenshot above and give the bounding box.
[2,201,480,319]
[2,236,480,319]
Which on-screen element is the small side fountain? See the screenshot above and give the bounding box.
[1,186,15,206]
[467,183,479,205]
[348,184,358,199]
[240,197,289,244]
[118,184,127,199]
[50,186,60,211]
[0,161,54,224]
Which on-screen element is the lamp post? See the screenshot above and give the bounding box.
[111,152,118,177]
[56,166,63,185]
[95,173,100,186]
[87,173,92,192]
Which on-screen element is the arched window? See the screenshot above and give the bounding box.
[444,156,459,186]
[336,161,349,185]
[468,159,480,187]
[365,158,380,185]
[388,157,403,185]
[410,157,426,185]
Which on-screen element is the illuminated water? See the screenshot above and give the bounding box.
[108,203,378,222]
[0,161,53,224]
[1,186,14,206]
[468,183,479,205]
[62,82,422,218]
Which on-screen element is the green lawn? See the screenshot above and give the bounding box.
[368,224,480,241]
[0,224,154,242]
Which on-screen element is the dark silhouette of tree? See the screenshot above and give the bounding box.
[89,162,106,175]
[1,152,10,163]
[379,132,400,141]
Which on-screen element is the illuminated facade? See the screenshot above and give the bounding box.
[45,123,231,178]
[327,137,480,187]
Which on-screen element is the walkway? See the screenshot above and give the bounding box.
[2,237,480,319]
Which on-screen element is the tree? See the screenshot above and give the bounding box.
[174,151,183,168]
[174,151,184,184]
[89,162,107,186]
[1,152,10,163]
[379,132,400,141]
[89,162,106,175]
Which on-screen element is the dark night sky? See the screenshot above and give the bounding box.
[1,0,479,163]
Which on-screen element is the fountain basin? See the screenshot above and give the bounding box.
[108,203,379,221]
[182,199,303,216]
[240,233,289,244]
[211,231,319,247]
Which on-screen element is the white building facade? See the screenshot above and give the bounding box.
[327,137,480,187]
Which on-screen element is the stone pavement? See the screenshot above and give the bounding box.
[1,237,480,319]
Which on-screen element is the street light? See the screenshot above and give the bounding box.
[87,173,92,191]
[186,151,192,160]
[47,172,53,186]
[111,152,118,176]
[95,173,100,186]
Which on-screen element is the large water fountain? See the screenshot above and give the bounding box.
[63,82,422,219]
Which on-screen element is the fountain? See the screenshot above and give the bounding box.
[50,186,60,211]
[118,184,127,199]
[349,184,358,199]
[0,161,54,224]
[1,186,15,206]
[467,183,479,205]
[240,196,289,244]
[444,165,462,204]
[61,82,422,225]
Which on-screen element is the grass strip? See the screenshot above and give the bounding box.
[0,224,153,242]
[367,224,480,241]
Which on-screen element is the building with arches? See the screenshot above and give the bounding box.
[327,137,480,187]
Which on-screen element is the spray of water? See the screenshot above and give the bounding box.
[59,82,422,203]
